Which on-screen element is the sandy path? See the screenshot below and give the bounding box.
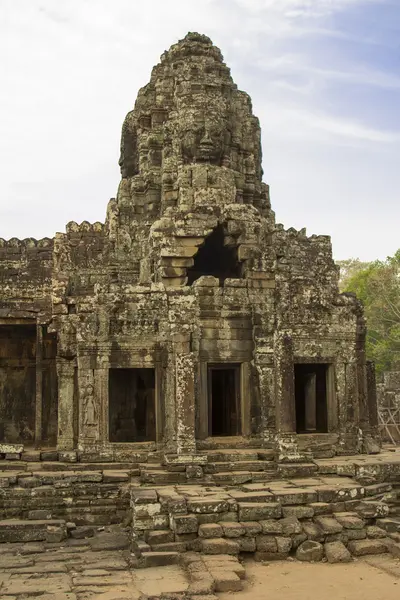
[219,558,400,600]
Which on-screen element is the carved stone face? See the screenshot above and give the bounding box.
[177,110,230,166]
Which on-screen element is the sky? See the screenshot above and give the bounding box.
[0,0,399,261]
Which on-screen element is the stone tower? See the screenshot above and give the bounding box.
[0,33,380,462]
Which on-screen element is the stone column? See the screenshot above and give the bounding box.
[56,358,77,451]
[275,333,296,433]
[35,324,43,445]
[274,333,303,462]
[364,360,381,453]
[175,351,196,454]
[304,372,316,432]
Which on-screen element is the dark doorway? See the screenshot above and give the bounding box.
[109,368,156,442]
[295,364,328,433]
[208,364,241,436]
[187,225,241,285]
[0,324,37,444]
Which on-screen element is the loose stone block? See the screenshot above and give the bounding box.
[242,521,263,536]
[324,541,352,563]
[212,571,243,592]
[171,514,198,534]
[345,529,366,541]
[134,503,162,518]
[276,536,292,553]
[280,516,302,535]
[273,489,318,506]
[145,529,175,545]
[335,512,365,530]
[238,536,256,552]
[221,522,245,538]
[302,521,324,542]
[282,506,314,519]
[187,498,229,514]
[314,516,343,534]
[348,539,389,556]
[199,523,223,538]
[366,525,387,539]
[256,535,278,552]
[200,538,240,555]
[131,489,158,505]
[296,540,324,562]
[238,502,281,521]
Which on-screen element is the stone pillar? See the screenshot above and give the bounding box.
[304,372,316,432]
[364,360,381,453]
[275,333,296,433]
[274,333,304,462]
[56,358,77,451]
[35,324,43,445]
[175,351,196,454]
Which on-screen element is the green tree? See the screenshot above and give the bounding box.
[337,257,370,291]
[343,250,400,376]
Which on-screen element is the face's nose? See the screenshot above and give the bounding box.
[200,129,213,146]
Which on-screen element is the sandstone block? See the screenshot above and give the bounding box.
[242,521,262,536]
[314,516,343,534]
[212,571,243,592]
[348,539,389,556]
[145,529,175,545]
[324,541,352,563]
[187,498,229,514]
[256,535,277,552]
[366,525,387,539]
[276,536,292,553]
[238,502,281,521]
[280,516,302,535]
[335,512,365,530]
[282,506,314,519]
[345,529,366,541]
[172,514,198,534]
[296,540,324,562]
[199,523,224,538]
[221,522,245,538]
[238,536,256,552]
[302,521,324,542]
[200,538,239,555]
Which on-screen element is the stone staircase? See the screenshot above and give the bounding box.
[0,457,139,526]
[140,448,278,486]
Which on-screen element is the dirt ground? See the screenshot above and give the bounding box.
[222,557,400,600]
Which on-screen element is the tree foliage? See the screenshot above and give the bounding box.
[341,250,400,376]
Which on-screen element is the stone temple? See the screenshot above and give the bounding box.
[0,32,381,464]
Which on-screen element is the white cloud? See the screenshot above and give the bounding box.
[0,0,398,261]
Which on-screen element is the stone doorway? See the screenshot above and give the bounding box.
[108,368,156,443]
[295,364,329,433]
[207,363,241,436]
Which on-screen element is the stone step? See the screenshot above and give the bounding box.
[140,470,187,485]
[136,551,180,568]
[376,517,400,533]
[32,461,139,472]
[0,518,67,543]
[212,471,274,486]
[204,460,273,473]
[203,450,260,462]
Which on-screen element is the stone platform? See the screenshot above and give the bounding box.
[0,447,400,573]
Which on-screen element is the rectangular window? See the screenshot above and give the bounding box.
[109,368,156,442]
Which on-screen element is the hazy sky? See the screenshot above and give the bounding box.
[1,0,399,260]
